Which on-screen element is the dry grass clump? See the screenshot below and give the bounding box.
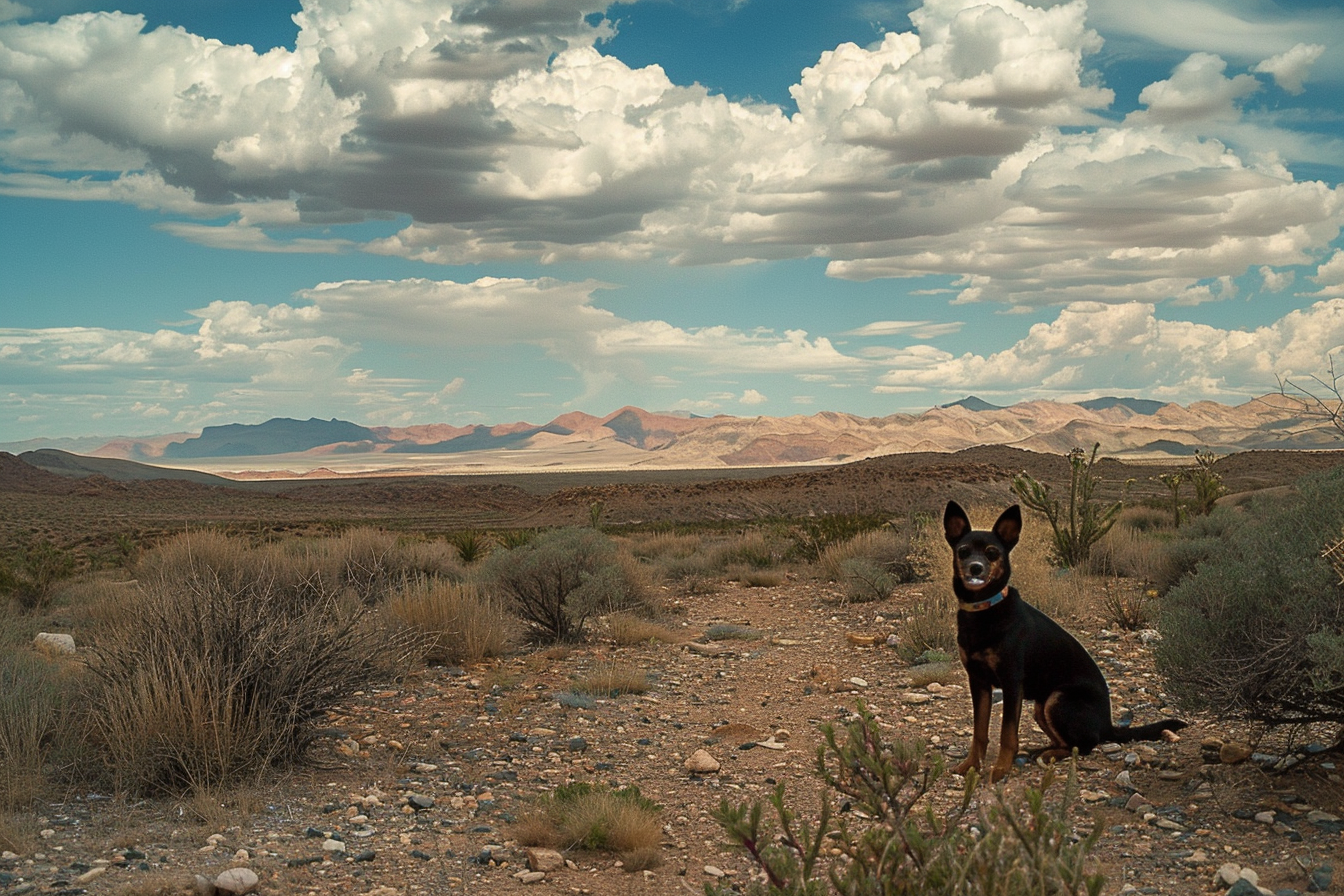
[385,579,516,665]
[621,531,702,562]
[605,613,685,645]
[0,646,73,809]
[819,528,908,580]
[1091,524,1178,586]
[574,663,651,697]
[514,783,662,859]
[728,564,786,587]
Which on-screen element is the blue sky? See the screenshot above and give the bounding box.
[2,0,1343,441]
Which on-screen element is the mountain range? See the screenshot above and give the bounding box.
[5,394,1338,476]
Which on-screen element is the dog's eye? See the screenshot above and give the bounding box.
[956,546,971,560]
[985,547,1001,561]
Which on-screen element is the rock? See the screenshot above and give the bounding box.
[1216,863,1244,887]
[33,632,76,655]
[1308,864,1333,893]
[214,867,260,895]
[567,737,588,752]
[526,848,566,872]
[513,871,546,883]
[322,838,347,853]
[704,865,726,878]
[1226,880,1260,896]
[1220,742,1254,764]
[846,633,880,647]
[902,692,933,704]
[406,794,434,811]
[194,874,218,896]
[75,867,107,884]
[1254,811,1276,824]
[685,749,721,774]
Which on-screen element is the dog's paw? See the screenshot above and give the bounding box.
[989,762,1014,783]
[952,758,978,776]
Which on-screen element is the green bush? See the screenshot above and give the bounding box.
[2,539,76,612]
[710,703,1102,896]
[1156,470,1344,728]
[481,528,649,643]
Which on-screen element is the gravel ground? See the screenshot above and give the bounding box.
[6,578,1341,896]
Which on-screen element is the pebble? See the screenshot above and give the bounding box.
[704,865,725,878]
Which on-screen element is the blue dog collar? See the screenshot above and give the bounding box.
[961,587,1009,612]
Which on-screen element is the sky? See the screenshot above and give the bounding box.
[1,0,1343,441]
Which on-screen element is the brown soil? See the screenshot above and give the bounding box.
[3,447,1344,896]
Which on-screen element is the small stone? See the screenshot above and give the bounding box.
[1115,770,1136,791]
[526,848,565,872]
[406,794,434,812]
[847,677,868,688]
[846,633,879,647]
[1226,880,1260,896]
[194,873,218,896]
[1308,864,1334,893]
[1220,742,1253,764]
[685,749,721,774]
[704,865,726,878]
[75,867,107,884]
[1216,863,1244,887]
[1254,811,1276,824]
[514,870,547,883]
[902,692,933,704]
[322,838,347,853]
[567,737,588,752]
[214,867,260,895]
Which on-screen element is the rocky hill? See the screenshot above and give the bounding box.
[10,394,1339,470]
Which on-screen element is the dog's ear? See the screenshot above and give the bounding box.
[992,505,1022,551]
[944,501,971,546]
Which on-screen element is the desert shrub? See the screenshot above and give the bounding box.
[819,528,918,584]
[495,529,536,549]
[1157,470,1344,729]
[1012,444,1124,569]
[1099,582,1155,631]
[711,702,1102,896]
[719,529,783,569]
[1,538,77,612]
[334,526,406,601]
[480,528,651,643]
[0,648,71,808]
[385,579,514,665]
[1090,524,1176,585]
[839,558,896,603]
[515,782,662,856]
[84,565,403,795]
[789,514,891,564]
[893,597,956,663]
[1147,506,1242,593]
[447,529,491,564]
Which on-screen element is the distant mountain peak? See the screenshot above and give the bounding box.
[163,417,384,458]
[939,396,1004,412]
[1075,397,1167,416]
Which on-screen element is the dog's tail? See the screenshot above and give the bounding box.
[1106,718,1187,743]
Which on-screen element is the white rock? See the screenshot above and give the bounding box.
[33,632,76,654]
[322,838,347,853]
[214,866,260,895]
[704,865,726,878]
[1215,862,1242,887]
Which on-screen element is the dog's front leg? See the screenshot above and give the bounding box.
[991,685,1023,782]
[955,675,993,776]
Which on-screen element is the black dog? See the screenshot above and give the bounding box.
[943,501,1186,782]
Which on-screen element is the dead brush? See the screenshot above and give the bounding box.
[385,579,516,665]
[84,567,406,796]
